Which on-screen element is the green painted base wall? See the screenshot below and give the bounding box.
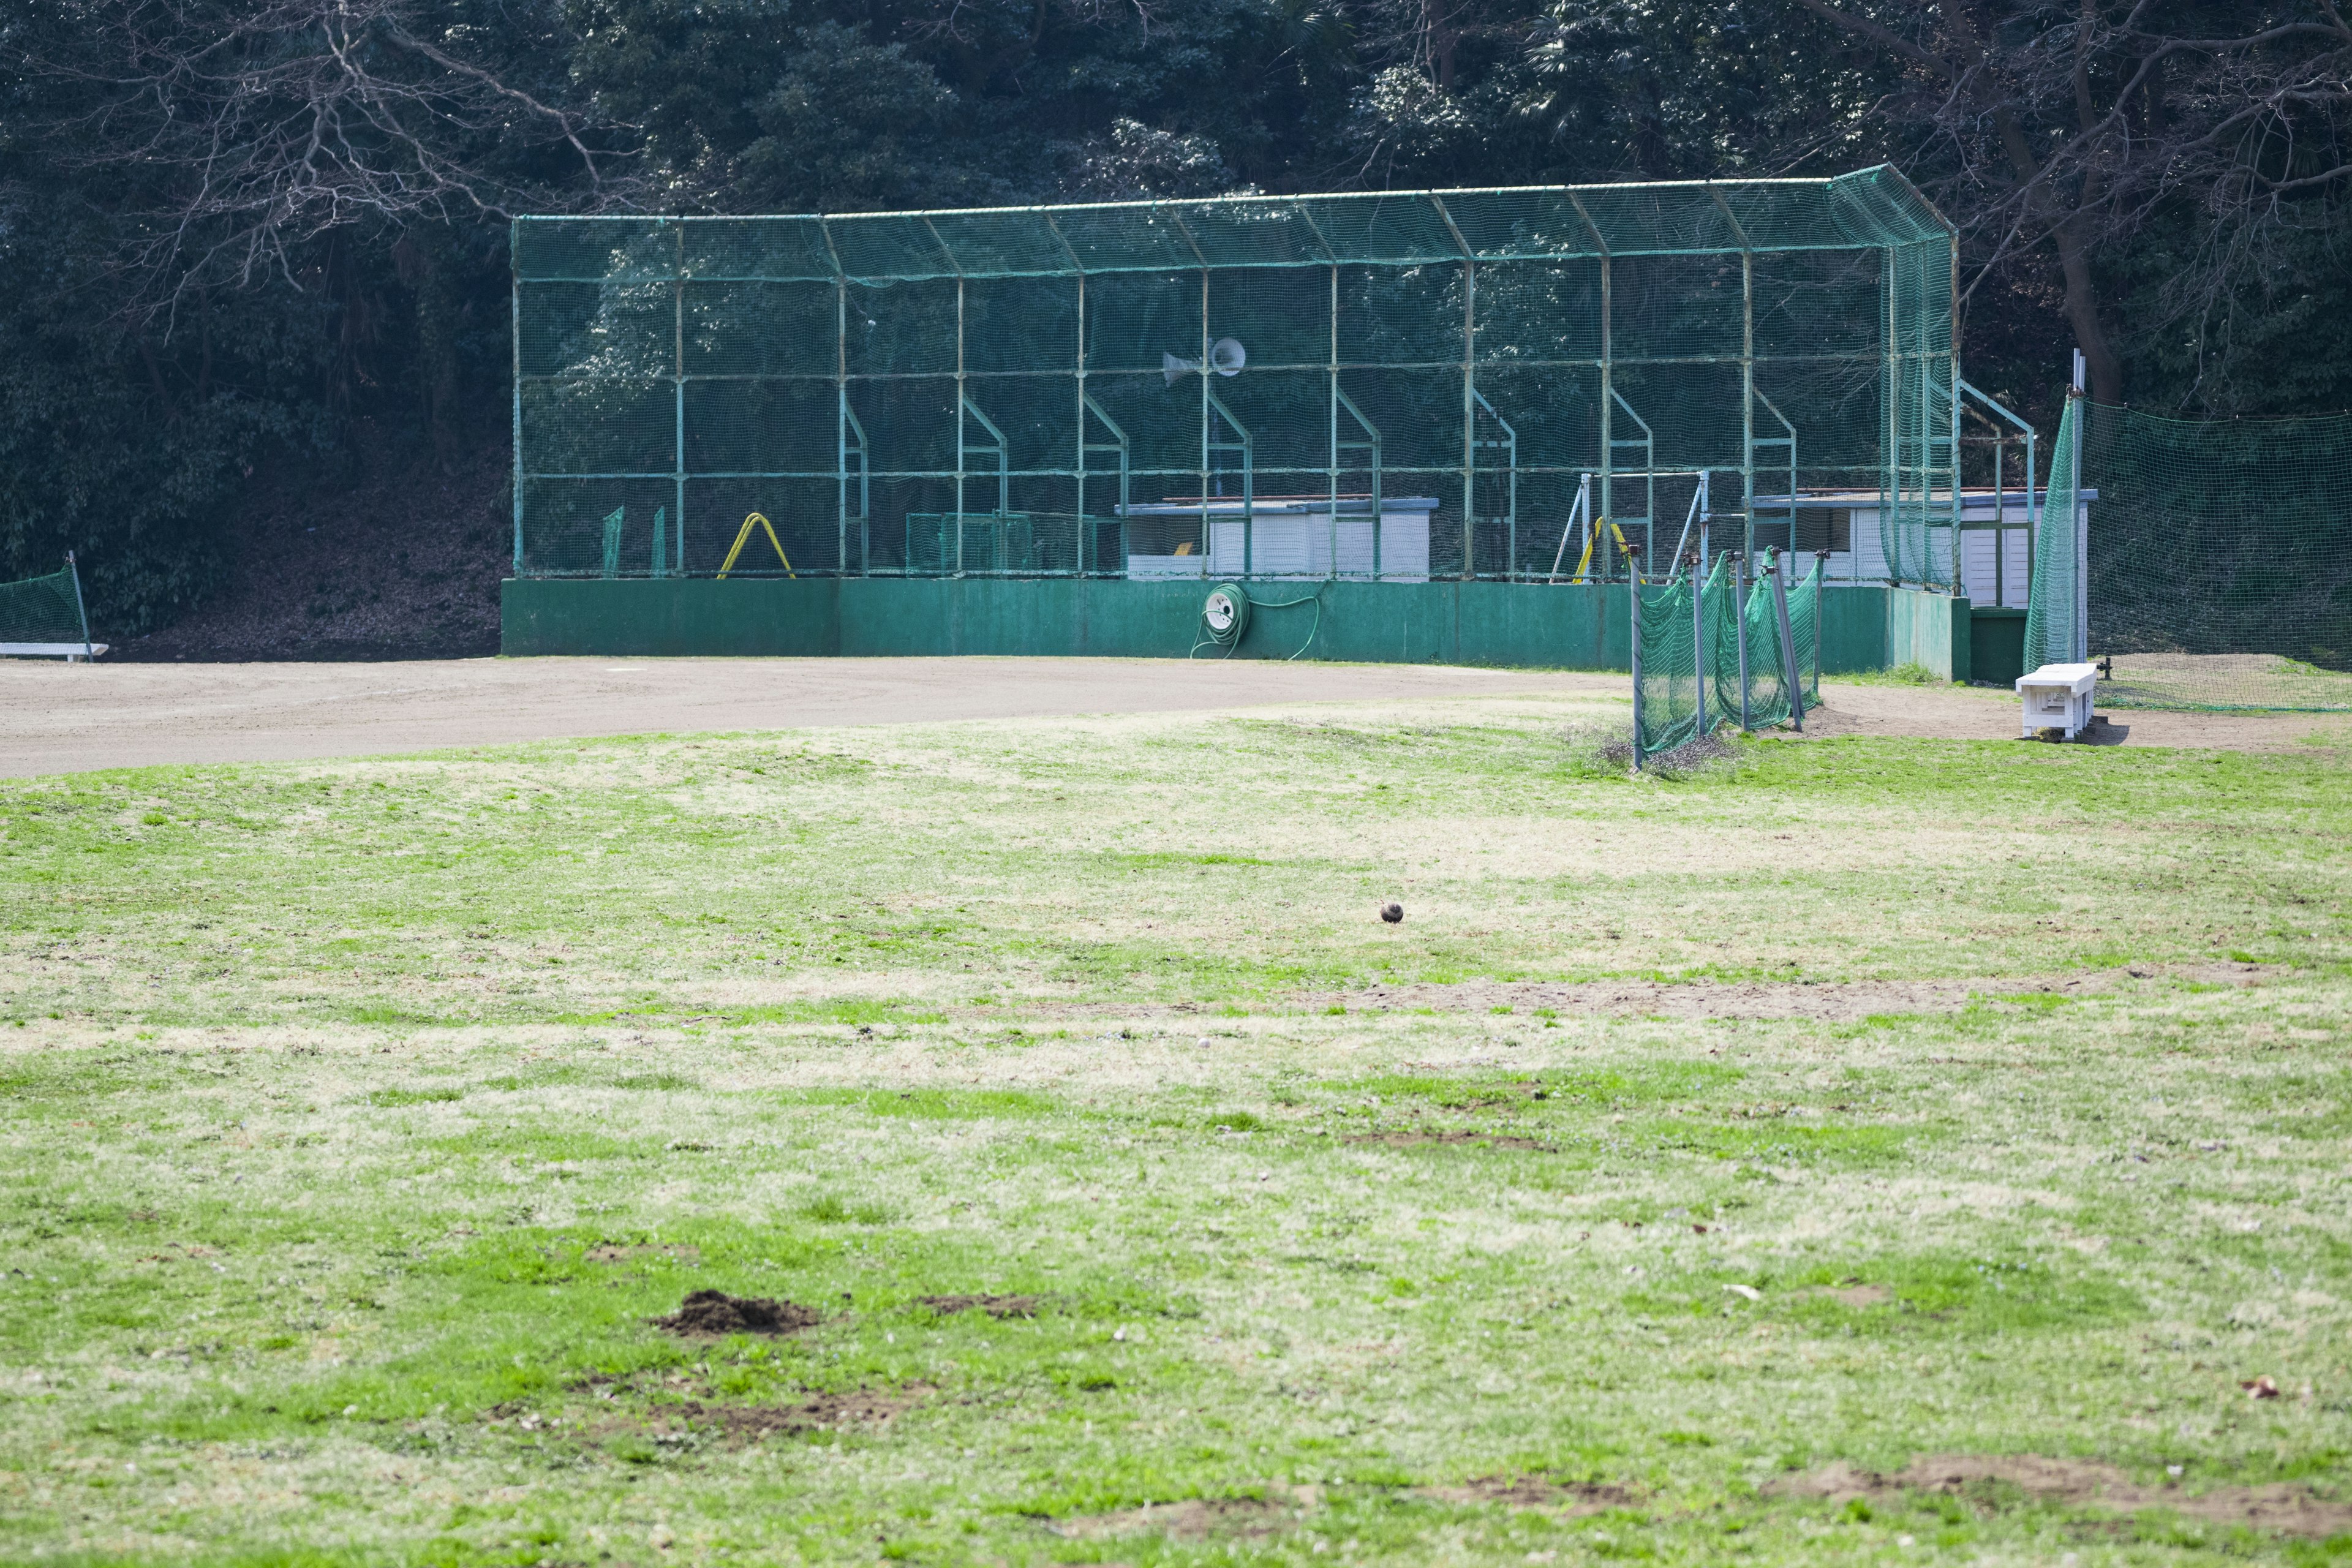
[1885,587,1971,682]
[1969,609,2026,687]
[500,577,1950,674]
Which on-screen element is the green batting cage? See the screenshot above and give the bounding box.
[510,166,1970,589]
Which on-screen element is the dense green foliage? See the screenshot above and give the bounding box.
[3,0,2346,630]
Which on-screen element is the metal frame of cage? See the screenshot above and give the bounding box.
[511,167,1963,586]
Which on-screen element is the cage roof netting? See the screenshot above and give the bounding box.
[513,166,1951,282]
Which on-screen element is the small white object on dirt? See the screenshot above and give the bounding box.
[1723,1283,1763,1302]
[1196,1036,1212,1047]
[2016,662,2099,740]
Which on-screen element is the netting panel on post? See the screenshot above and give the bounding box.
[2081,403,2352,711]
[2022,395,2081,674]
[513,168,1958,586]
[0,565,88,647]
[1635,568,1703,756]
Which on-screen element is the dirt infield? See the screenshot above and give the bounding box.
[2,657,2340,777]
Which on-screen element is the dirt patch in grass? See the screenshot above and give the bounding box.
[652,1290,822,1338]
[1418,1475,1635,1513]
[1768,1454,2352,1537]
[586,1243,700,1263]
[1054,1487,1319,1541]
[918,1293,1039,1318]
[1344,1129,1554,1151]
[647,1385,930,1444]
[1341,972,2190,1022]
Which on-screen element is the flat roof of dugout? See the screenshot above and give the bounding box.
[513,166,1954,283]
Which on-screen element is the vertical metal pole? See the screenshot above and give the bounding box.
[673,223,686,578]
[510,232,524,576]
[1735,552,1751,731]
[1692,554,1707,738]
[1599,254,1613,581]
[1327,265,1340,581]
[1741,249,1755,564]
[955,276,967,577]
[1882,247,1897,586]
[1771,548,1804,733]
[837,281,850,575]
[66,551,91,659]
[1628,562,1645,771]
[1199,268,1211,578]
[1461,256,1477,581]
[1076,273,1087,576]
[2071,395,2087,663]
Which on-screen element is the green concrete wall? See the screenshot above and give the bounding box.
[503,578,1642,666]
[500,576,1953,674]
[1885,587,1971,682]
[502,578,839,658]
[1969,608,2026,687]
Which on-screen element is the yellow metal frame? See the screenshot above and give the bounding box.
[1569,518,1638,584]
[717,512,794,579]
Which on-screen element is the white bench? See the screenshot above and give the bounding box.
[2016,662,2097,739]
[0,643,108,662]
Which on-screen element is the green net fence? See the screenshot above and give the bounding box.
[2079,403,2352,711]
[513,168,1960,586]
[1638,551,1818,760]
[2021,394,2082,674]
[0,561,89,650]
[1634,565,1705,755]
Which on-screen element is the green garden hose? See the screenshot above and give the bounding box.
[1191,581,1322,661]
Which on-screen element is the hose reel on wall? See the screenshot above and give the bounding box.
[1192,581,1321,660]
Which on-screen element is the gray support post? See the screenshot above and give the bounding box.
[1629,562,1645,772]
[1569,192,1611,580]
[1327,264,1340,580]
[1741,249,1755,563]
[955,275,967,577]
[1599,255,1613,579]
[1076,271,1088,576]
[1770,548,1804,733]
[67,550,91,659]
[2070,359,2088,662]
[1199,268,1212,578]
[1735,553,1751,731]
[1462,256,1476,581]
[511,233,524,575]
[837,280,850,575]
[1692,556,1707,739]
[673,222,686,576]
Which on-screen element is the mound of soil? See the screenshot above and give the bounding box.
[918,1293,1039,1318]
[653,1290,821,1338]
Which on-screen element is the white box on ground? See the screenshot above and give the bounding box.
[2016,662,2098,739]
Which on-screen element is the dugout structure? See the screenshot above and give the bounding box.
[512,166,1961,587]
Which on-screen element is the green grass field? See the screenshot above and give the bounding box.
[3,687,2349,1566]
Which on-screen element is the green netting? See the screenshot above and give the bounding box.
[1694,552,1819,732]
[1634,565,1704,756]
[513,168,1959,586]
[2079,402,2352,711]
[1787,557,1823,710]
[0,562,89,649]
[2021,394,2082,674]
